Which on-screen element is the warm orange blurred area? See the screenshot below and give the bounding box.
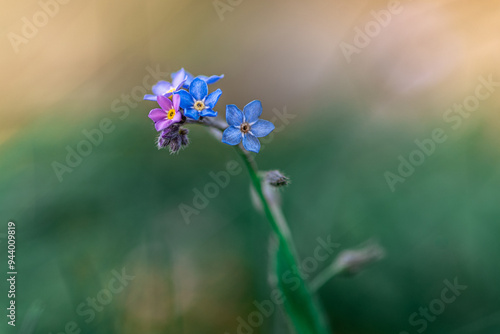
[2,2,500,333]
[1,0,499,144]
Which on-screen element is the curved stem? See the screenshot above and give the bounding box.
[234,146,330,333]
[185,117,227,131]
[193,120,330,333]
[233,147,298,255]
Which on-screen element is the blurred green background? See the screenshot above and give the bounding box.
[1,0,500,333]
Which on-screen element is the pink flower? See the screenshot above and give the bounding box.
[148,95,182,131]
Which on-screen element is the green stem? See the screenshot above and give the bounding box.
[196,120,330,333]
[234,146,330,334]
[233,147,297,254]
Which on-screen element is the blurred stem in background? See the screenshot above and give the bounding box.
[311,240,385,292]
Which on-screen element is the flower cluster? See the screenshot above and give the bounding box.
[145,69,275,154]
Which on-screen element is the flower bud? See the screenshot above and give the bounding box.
[179,128,190,146]
[157,124,190,154]
[264,170,290,188]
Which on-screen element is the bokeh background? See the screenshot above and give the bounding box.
[1,0,500,333]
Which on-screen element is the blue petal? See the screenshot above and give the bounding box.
[171,68,187,88]
[189,78,208,101]
[175,90,194,109]
[170,68,185,81]
[200,108,217,117]
[226,105,243,126]
[250,119,275,137]
[144,94,157,101]
[184,108,200,120]
[183,72,195,88]
[222,126,242,146]
[243,100,262,123]
[205,89,222,109]
[242,133,261,153]
[198,74,224,84]
[152,80,172,96]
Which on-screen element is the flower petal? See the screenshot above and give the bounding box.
[144,94,157,101]
[172,69,187,89]
[242,133,261,153]
[172,94,180,111]
[184,108,200,120]
[200,108,217,118]
[171,68,185,83]
[171,68,183,80]
[172,109,182,123]
[196,74,224,85]
[243,100,262,123]
[152,81,172,96]
[250,119,275,137]
[155,119,172,131]
[148,108,166,122]
[183,71,195,88]
[204,89,222,109]
[157,95,173,111]
[226,104,243,126]
[175,90,194,109]
[189,78,208,101]
[222,126,242,146]
[204,74,224,84]
[174,80,187,91]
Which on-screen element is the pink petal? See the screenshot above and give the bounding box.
[172,94,180,111]
[148,108,167,122]
[172,109,182,123]
[155,119,172,131]
[157,95,173,111]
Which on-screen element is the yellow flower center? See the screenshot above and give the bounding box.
[240,122,251,134]
[167,109,176,120]
[194,101,205,111]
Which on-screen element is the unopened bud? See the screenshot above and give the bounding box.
[264,170,290,188]
[157,124,190,154]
